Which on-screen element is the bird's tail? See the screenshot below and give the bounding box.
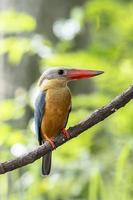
[42,152,52,175]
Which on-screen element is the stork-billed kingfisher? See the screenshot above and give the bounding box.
[34,67,103,175]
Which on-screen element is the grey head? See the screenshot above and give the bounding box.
[38,67,104,86]
[38,67,68,86]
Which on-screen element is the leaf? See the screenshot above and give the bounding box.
[0,10,36,33]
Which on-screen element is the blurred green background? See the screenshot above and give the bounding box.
[0,0,133,199]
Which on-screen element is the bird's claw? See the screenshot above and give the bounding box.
[61,128,70,139]
[46,137,56,149]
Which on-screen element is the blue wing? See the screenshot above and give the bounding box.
[34,90,46,145]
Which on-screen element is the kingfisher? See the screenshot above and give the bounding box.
[34,67,103,175]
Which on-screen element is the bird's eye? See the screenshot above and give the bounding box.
[58,69,64,75]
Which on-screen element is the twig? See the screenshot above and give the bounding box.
[0,85,133,174]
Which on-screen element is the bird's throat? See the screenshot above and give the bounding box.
[40,79,67,91]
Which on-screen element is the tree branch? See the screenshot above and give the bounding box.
[0,85,133,174]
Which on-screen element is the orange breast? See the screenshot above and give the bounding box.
[41,87,71,140]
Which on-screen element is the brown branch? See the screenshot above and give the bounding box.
[0,85,133,174]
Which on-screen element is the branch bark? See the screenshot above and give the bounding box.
[0,85,133,174]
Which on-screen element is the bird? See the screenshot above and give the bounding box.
[34,67,104,175]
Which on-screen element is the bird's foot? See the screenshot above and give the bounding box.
[46,137,56,149]
[61,128,70,139]
[44,134,56,149]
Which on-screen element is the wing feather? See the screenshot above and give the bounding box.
[34,91,46,145]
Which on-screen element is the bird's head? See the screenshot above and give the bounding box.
[38,67,104,89]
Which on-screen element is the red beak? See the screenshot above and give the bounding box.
[67,69,104,80]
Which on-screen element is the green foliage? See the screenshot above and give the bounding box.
[0,10,37,64]
[0,99,24,121]
[0,10,36,33]
[0,37,31,64]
